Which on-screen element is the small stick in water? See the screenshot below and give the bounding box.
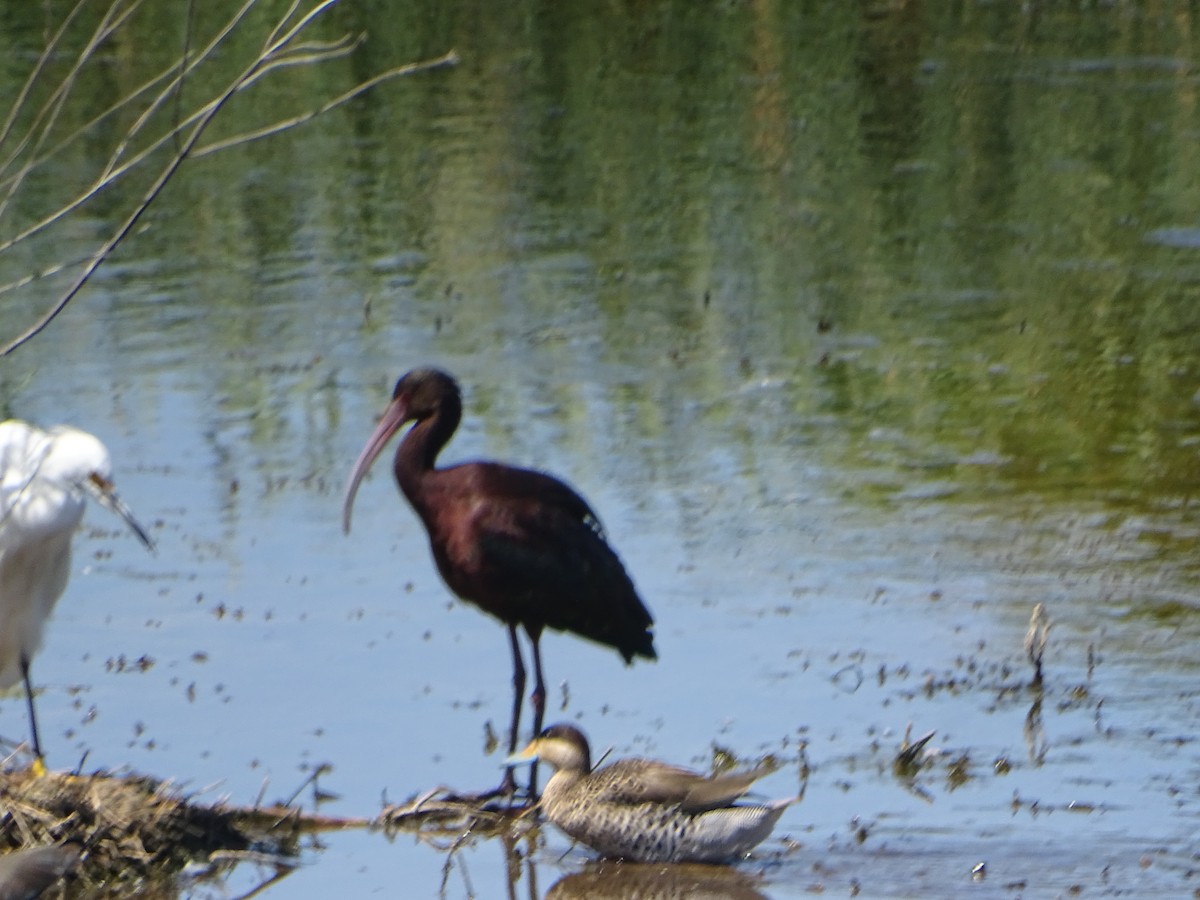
[1024,603,1052,687]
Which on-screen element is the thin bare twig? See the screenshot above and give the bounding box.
[194,51,459,158]
[0,44,449,264]
[0,256,77,302]
[0,0,147,219]
[0,0,262,254]
[0,0,458,357]
[101,0,260,180]
[0,0,87,152]
[174,0,198,156]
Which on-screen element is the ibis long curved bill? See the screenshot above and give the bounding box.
[341,395,411,535]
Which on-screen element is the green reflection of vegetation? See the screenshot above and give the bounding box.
[2,0,1200,532]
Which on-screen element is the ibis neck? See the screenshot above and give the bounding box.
[394,399,461,502]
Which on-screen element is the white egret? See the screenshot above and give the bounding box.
[0,420,154,772]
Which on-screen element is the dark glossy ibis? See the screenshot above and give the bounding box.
[342,368,656,795]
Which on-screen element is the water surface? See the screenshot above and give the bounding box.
[1,1,1199,897]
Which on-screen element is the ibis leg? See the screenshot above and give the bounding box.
[506,623,526,753]
[443,627,528,804]
[527,628,547,797]
[500,624,527,797]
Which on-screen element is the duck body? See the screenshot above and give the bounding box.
[515,724,793,863]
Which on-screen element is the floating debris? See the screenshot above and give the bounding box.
[893,723,937,777]
[945,753,972,790]
[1024,603,1052,687]
[375,788,520,843]
[1025,694,1047,764]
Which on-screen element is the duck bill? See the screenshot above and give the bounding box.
[341,397,410,535]
[504,741,542,768]
[84,473,155,551]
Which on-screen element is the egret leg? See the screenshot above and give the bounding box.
[20,655,46,776]
[527,627,547,797]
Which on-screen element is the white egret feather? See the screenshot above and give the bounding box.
[0,421,153,772]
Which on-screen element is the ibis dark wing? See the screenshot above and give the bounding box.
[450,463,655,662]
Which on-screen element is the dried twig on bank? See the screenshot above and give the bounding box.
[0,767,367,895]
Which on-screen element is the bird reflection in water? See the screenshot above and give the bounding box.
[430,824,772,900]
[544,861,772,900]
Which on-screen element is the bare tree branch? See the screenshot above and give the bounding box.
[0,0,457,358]
[194,51,459,158]
[0,0,86,152]
[0,0,147,219]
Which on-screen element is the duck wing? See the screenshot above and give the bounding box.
[597,760,763,813]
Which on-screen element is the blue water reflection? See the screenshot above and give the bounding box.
[2,1,1200,897]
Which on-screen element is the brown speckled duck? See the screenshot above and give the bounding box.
[509,723,794,863]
